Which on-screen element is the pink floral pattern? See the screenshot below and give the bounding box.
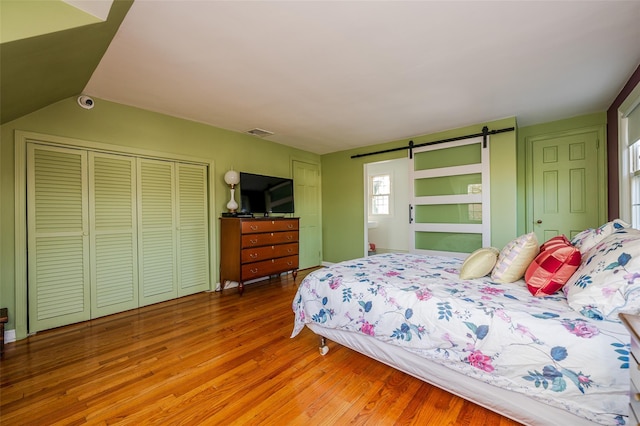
[292,253,630,425]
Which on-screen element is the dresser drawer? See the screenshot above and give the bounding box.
[241,255,299,280]
[631,379,640,425]
[241,219,299,234]
[242,243,298,263]
[242,231,298,247]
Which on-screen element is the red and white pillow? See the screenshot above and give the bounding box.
[525,235,581,296]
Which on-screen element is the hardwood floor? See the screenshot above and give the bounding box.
[0,269,520,425]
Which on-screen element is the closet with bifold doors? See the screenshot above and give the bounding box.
[27,143,210,333]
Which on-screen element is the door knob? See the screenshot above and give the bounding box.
[536,220,542,224]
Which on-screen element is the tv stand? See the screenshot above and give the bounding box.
[219,217,299,295]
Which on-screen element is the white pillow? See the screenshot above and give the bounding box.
[459,247,500,279]
[570,219,630,255]
[565,228,640,320]
[491,232,539,283]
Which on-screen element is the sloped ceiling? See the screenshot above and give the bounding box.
[3,1,640,155]
[0,0,132,124]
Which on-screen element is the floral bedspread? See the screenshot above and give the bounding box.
[291,253,630,425]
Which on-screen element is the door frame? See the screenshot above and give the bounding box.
[525,125,607,235]
[14,130,215,340]
[363,157,410,257]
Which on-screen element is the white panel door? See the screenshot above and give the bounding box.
[176,163,210,296]
[89,152,139,317]
[27,144,90,332]
[137,158,177,306]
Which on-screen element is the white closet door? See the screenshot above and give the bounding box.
[137,158,177,306]
[409,136,490,257]
[27,144,90,332]
[89,152,139,317]
[176,163,210,296]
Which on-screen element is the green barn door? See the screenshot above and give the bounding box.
[137,158,177,306]
[530,131,600,241]
[176,163,210,296]
[27,144,90,332]
[89,152,139,318]
[293,160,322,269]
[410,136,490,256]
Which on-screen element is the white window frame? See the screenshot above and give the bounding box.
[618,82,640,227]
[369,173,393,216]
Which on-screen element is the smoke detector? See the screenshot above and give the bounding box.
[245,128,274,137]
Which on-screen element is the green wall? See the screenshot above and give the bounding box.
[0,96,319,336]
[320,117,519,263]
[0,102,608,337]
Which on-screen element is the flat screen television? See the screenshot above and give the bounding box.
[239,172,295,215]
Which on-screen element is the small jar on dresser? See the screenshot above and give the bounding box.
[219,217,299,294]
[619,313,640,425]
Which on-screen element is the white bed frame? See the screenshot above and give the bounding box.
[308,323,598,426]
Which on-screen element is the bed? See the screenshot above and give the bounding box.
[292,223,640,425]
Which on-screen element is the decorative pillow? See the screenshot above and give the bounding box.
[491,232,539,283]
[525,235,581,296]
[565,228,640,320]
[570,219,630,255]
[459,247,500,279]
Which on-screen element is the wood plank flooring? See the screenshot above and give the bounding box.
[0,269,521,425]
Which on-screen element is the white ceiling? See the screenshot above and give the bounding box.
[84,1,640,155]
[63,0,113,21]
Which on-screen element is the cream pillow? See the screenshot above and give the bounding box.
[459,247,500,279]
[491,232,539,283]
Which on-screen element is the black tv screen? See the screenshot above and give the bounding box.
[239,172,295,215]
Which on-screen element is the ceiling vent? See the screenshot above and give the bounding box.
[245,128,274,138]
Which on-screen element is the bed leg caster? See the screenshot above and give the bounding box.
[319,337,329,355]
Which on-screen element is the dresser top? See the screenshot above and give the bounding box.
[619,313,640,342]
[220,216,298,220]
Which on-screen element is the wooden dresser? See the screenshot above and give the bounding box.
[219,217,299,294]
[620,313,640,425]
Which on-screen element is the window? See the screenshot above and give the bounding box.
[621,88,640,228]
[630,132,640,227]
[370,174,391,215]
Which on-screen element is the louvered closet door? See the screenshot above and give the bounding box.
[176,163,210,296]
[27,144,90,332]
[89,152,138,317]
[409,136,490,257]
[138,159,178,306]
